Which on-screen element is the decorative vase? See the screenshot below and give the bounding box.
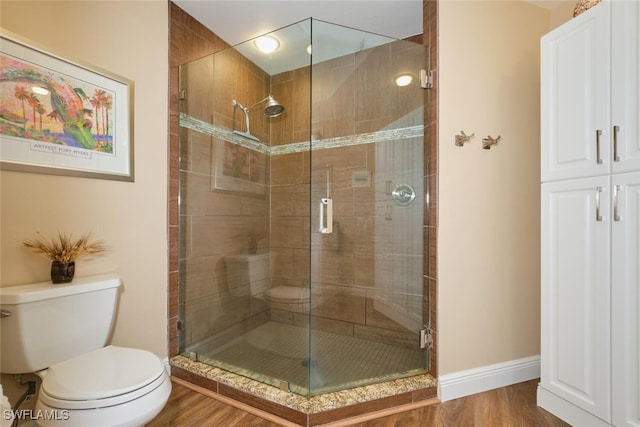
[51,261,75,284]
[573,0,601,17]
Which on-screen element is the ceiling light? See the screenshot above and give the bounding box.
[254,35,280,54]
[395,74,413,87]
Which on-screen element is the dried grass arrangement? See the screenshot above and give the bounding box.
[23,232,107,262]
[573,0,601,17]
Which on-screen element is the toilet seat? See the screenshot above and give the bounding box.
[38,345,167,410]
[268,286,310,303]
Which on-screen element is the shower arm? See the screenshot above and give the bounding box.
[232,96,274,135]
[232,100,253,135]
[245,96,273,111]
[241,105,251,135]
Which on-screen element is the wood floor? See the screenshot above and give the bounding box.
[147,378,570,426]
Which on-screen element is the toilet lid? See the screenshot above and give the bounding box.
[40,345,166,408]
[269,286,310,302]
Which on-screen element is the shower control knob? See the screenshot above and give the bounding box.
[391,184,416,206]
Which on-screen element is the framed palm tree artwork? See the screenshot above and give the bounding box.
[0,31,134,181]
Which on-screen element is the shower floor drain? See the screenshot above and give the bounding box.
[301,359,318,368]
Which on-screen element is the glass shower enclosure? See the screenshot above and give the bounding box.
[178,18,428,396]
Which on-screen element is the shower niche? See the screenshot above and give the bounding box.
[178,18,430,397]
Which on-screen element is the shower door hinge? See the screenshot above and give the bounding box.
[176,320,184,331]
[420,69,433,89]
[179,90,187,101]
[419,328,434,349]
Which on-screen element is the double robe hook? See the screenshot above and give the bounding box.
[455,131,502,149]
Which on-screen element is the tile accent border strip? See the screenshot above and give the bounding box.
[180,113,424,155]
[180,113,270,154]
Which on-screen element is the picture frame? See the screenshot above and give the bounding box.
[211,137,267,196]
[0,31,134,181]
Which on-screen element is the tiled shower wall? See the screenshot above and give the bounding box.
[168,0,439,375]
[268,42,426,349]
[168,2,229,356]
[179,47,273,348]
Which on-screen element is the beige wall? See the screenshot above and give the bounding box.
[438,0,549,375]
[0,1,169,358]
[550,0,577,29]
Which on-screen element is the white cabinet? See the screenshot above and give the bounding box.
[611,2,640,174]
[540,177,611,424]
[611,172,640,427]
[541,2,610,181]
[539,1,640,426]
[540,174,640,427]
[541,0,640,181]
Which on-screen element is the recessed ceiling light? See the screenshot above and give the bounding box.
[254,35,280,54]
[395,74,413,87]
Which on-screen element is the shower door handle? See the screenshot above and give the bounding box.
[319,198,333,234]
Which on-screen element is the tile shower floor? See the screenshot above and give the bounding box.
[190,321,426,395]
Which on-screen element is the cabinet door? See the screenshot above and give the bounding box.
[611,1,640,173]
[541,2,610,182]
[541,177,611,422]
[612,172,640,427]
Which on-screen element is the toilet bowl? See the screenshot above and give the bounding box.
[225,253,313,313]
[0,274,171,427]
[34,346,170,427]
[267,285,311,313]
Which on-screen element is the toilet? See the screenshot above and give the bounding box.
[225,253,312,313]
[0,274,171,427]
[267,285,311,313]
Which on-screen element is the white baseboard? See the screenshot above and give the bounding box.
[438,355,540,402]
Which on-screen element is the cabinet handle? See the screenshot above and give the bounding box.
[613,125,620,162]
[596,130,603,164]
[614,184,621,222]
[596,186,603,221]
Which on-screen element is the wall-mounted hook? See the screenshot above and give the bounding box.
[455,131,475,147]
[482,135,501,150]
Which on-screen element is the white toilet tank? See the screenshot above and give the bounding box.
[0,273,121,374]
[225,253,270,296]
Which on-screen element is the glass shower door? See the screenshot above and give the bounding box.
[308,20,428,395]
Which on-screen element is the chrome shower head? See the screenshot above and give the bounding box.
[263,95,285,117]
[232,95,285,141]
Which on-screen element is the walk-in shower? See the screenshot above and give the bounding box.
[178,18,429,397]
